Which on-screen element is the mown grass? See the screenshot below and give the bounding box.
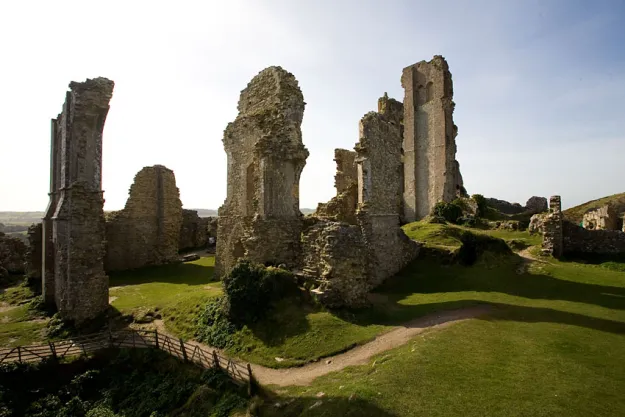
[254,248,625,416]
[108,256,221,335]
[0,304,48,347]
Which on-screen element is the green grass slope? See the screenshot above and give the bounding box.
[563,192,625,223]
[259,255,625,416]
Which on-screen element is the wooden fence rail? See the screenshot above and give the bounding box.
[0,330,252,386]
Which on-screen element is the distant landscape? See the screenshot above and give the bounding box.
[0,207,318,229]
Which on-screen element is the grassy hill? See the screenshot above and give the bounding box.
[563,192,625,224]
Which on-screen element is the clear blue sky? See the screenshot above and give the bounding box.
[1,0,623,211]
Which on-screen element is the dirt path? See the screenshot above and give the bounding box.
[153,305,491,387]
[516,247,550,274]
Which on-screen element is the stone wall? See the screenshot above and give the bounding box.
[179,209,209,252]
[215,66,309,278]
[563,220,625,255]
[355,97,420,288]
[105,165,183,272]
[300,219,369,307]
[315,149,358,224]
[539,195,625,258]
[401,56,460,221]
[582,205,619,231]
[42,78,113,323]
[0,232,27,275]
[26,223,42,280]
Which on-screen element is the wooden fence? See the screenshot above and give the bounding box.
[0,330,252,386]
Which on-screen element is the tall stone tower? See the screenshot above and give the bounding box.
[214,67,309,279]
[42,77,114,323]
[401,56,460,222]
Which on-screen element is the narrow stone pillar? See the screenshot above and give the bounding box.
[541,195,563,257]
[47,78,114,323]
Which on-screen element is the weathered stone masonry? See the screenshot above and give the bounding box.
[105,165,183,272]
[401,56,461,222]
[540,195,625,257]
[300,93,420,307]
[215,67,309,279]
[42,78,113,323]
[179,209,209,252]
[315,149,358,224]
[356,94,420,288]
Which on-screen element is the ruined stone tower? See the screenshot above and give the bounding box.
[214,67,309,278]
[104,165,183,271]
[401,56,461,221]
[42,77,113,323]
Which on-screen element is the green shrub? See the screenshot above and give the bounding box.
[195,297,237,349]
[471,194,488,218]
[432,201,463,224]
[222,260,297,326]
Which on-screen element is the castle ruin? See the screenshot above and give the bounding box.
[401,56,462,222]
[42,78,113,323]
[104,165,183,272]
[214,67,309,279]
[539,196,625,257]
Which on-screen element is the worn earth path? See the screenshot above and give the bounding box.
[153,305,491,387]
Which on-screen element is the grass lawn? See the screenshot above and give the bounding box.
[108,256,221,337]
[253,230,625,415]
[0,305,48,347]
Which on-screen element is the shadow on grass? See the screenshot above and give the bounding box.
[108,260,214,287]
[259,392,399,417]
[378,257,625,311]
[245,293,315,348]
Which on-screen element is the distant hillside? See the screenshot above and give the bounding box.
[300,208,315,215]
[0,211,44,226]
[563,192,625,223]
[187,208,218,217]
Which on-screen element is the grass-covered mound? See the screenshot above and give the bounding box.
[0,348,249,417]
[563,192,625,224]
[401,220,540,256]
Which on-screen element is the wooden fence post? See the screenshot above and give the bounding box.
[108,330,114,348]
[154,330,159,349]
[180,339,188,362]
[17,346,21,363]
[247,363,256,396]
[49,342,57,360]
[212,350,220,369]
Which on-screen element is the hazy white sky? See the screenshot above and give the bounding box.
[1,0,624,211]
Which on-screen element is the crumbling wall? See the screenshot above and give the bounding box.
[300,220,369,307]
[401,56,460,221]
[356,96,420,288]
[42,78,113,323]
[582,205,619,230]
[563,221,625,255]
[215,67,309,278]
[105,165,183,271]
[26,223,42,280]
[315,149,358,224]
[541,196,564,257]
[0,232,27,275]
[179,209,209,252]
